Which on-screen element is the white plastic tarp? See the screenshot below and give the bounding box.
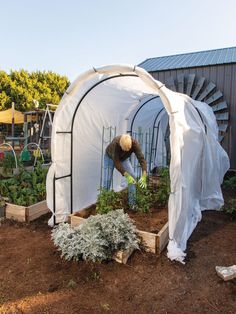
[46,65,230,263]
[162,92,230,263]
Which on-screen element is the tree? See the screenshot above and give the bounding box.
[0,70,70,111]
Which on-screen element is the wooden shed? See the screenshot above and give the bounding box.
[139,47,236,170]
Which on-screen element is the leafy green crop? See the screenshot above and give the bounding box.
[3,153,16,168]
[97,167,170,214]
[222,199,236,215]
[223,175,236,189]
[0,162,47,206]
[136,186,152,213]
[152,167,171,206]
[96,188,124,214]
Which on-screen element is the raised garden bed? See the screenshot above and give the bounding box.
[69,204,169,256]
[5,200,49,223]
[66,171,170,264]
[0,162,48,222]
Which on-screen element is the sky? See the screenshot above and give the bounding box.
[0,0,236,81]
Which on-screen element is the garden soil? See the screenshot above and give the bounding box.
[75,204,168,233]
[0,188,236,314]
[127,207,167,233]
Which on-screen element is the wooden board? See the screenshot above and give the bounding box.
[5,203,27,222]
[137,230,157,253]
[156,222,169,253]
[113,248,134,264]
[5,200,49,223]
[27,200,49,222]
[70,215,85,227]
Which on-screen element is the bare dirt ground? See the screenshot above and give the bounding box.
[127,207,167,233]
[0,188,235,314]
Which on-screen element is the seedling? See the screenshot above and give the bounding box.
[67,279,77,289]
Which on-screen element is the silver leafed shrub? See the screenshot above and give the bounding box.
[51,209,139,262]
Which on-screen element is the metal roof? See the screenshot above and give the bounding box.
[138,47,236,72]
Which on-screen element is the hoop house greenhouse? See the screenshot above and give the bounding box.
[46,65,229,263]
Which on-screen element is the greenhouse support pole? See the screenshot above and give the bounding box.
[70,74,138,214]
[100,126,105,189]
[11,102,15,148]
[23,114,28,147]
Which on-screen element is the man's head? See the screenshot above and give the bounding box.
[119,134,132,151]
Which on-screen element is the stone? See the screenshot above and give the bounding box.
[215,265,236,281]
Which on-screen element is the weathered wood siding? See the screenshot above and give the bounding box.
[150,64,236,169]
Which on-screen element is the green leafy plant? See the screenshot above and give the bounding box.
[86,271,100,282]
[0,162,47,206]
[96,188,124,214]
[136,167,170,211]
[223,175,236,189]
[67,279,77,289]
[151,167,170,206]
[52,209,139,262]
[96,168,170,214]
[136,186,152,213]
[0,153,17,176]
[222,199,236,214]
[43,150,51,164]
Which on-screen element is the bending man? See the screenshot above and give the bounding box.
[103,133,147,208]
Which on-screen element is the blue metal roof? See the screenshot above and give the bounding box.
[138,47,236,72]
